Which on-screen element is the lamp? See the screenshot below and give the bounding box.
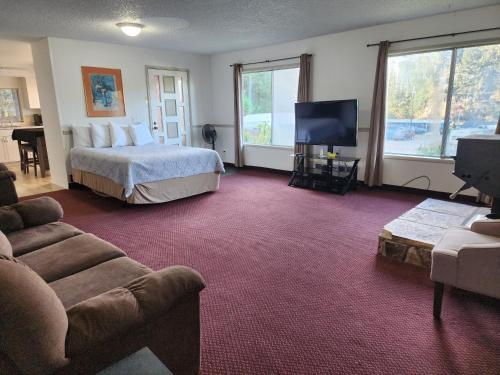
[116,22,145,37]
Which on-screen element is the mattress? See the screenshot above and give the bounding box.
[70,144,225,198]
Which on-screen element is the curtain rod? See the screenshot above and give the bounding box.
[229,54,311,67]
[367,27,500,47]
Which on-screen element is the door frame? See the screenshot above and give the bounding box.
[145,65,193,146]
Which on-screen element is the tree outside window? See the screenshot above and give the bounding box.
[385,43,499,158]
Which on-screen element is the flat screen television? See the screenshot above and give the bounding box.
[295,99,358,146]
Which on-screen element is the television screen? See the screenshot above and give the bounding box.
[295,100,358,146]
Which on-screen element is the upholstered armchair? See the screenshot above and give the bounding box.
[0,163,18,206]
[430,220,500,319]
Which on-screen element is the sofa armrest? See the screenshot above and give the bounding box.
[0,170,16,181]
[456,242,500,299]
[12,197,63,227]
[65,266,205,356]
[458,242,500,257]
[470,219,500,237]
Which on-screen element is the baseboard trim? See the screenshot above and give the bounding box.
[229,164,290,175]
[373,183,481,205]
[228,164,484,205]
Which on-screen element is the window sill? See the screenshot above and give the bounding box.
[243,144,293,151]
[384,154,455,164]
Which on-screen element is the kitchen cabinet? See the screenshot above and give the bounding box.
[0,129,20,163]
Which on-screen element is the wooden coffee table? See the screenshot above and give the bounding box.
[378,198,489,268]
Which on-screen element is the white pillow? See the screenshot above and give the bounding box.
[129,123,155,146]
[109,122,133,147]
[90,123,112,148]
[72,126,93,148]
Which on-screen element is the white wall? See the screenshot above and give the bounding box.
[32,39,69,188]
[32,37,213,186]
[209,5,500,195]
[0,76,41,126]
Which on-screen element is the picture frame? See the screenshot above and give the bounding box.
[81,66,126,117]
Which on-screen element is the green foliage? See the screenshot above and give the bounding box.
[242,71,272,115]
[387,50,450,121]
[451,44,500,124]
[243,121,271,145]
[387,44,499,125]
[416,144,442,157]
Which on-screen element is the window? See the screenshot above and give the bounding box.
[0,89,22,122]
[384,43,499,158]
[242,67,299,147]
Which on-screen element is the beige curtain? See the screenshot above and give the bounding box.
[295,54,312,156]
[233,64,244,167]
[364,41,390,187]
[477,115,500,204]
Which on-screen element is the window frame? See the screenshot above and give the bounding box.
[384,40,499,160]
[241,63,300,148]
[0,88,23,123]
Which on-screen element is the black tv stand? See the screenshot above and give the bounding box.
[289,146,360,195]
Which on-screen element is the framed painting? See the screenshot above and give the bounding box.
[81,66,126,117]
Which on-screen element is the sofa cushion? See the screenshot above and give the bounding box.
[50,257,152,309]
[19,233,126,283]
[0,255,69,374]
[0,231,12,257]
[13,197,63,228]
[7,222,83,256]
[0,206,24,233]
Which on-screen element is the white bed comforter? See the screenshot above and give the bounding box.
[70,144,225,197]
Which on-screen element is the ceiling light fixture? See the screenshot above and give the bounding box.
[116,22,145,37]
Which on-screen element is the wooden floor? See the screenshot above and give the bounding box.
[6,162,64,197]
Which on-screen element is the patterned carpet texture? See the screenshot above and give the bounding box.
[43,170,500,374]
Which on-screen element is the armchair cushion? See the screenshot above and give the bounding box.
[7,222,83,257]
[0,255,69,375]
[0,231,12,257]
[65,266,205,356]
[19,233,126,283]
[13,197,63,228]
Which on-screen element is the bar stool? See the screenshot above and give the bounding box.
[17,141,39,177]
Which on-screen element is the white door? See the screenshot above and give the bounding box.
[147,68,191,146]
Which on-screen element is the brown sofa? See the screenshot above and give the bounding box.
[0,197,205,375]
[0,163,18,207]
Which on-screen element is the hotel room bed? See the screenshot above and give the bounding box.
[70,144,225,204]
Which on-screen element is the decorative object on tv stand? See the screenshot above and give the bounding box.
[81,66,126,117]
[202,124,217,150]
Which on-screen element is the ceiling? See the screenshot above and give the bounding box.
[0,0,498,54]
[0,39,35,77]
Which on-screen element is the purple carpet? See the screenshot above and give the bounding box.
[41,170,500,374]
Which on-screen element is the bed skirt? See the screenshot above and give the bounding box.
[72,169,221,204]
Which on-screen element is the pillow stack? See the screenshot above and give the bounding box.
[72,126,93,148]
[90,123,112,148]
[129,123,155,146]
[72,121,156,148]
[109,121,134,147]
